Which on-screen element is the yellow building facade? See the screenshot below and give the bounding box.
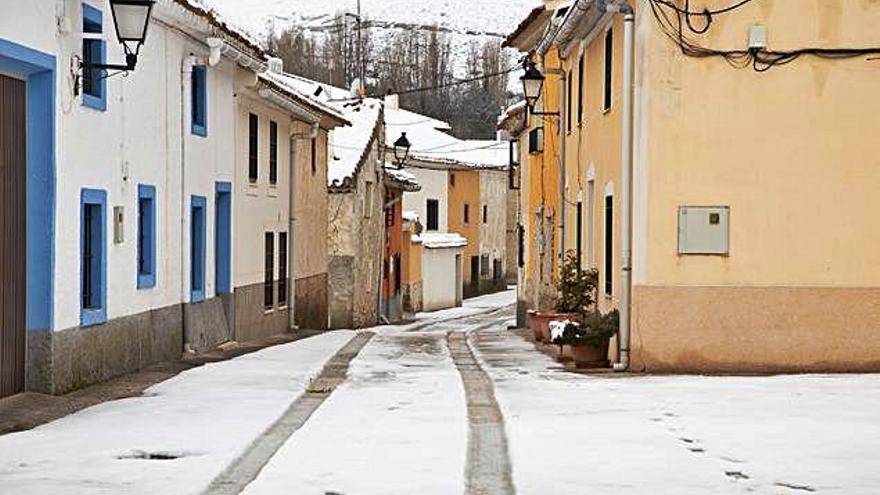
[508,0,880,372]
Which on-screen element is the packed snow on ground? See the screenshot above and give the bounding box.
[470,330,880,495]
[241,330,468,495]
[0,331,356,495]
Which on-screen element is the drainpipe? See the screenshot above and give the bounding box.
[180,55,198,353]
[289,122,320,331]
[601,1,635,372]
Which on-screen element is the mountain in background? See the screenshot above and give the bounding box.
[195,0,539,75]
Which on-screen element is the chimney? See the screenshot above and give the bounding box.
[384,94,399,110]
[267,57,283,74]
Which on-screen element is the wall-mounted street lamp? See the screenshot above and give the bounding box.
[520,59,560,116]
[392,132,411,168]
[75,0,155,95]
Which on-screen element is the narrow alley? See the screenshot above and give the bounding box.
[2,290,879,494]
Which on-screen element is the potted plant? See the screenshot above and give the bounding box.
[564,310,619,368]
[530,251,598,344]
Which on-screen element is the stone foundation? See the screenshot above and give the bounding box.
[295,273,328,330]
[403,281,423,314]
[183,297,231,354]
[26,304,183,395]
[234,281,290,343]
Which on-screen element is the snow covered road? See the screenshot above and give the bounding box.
[2,288,879,495]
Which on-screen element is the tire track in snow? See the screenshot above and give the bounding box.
[448,330,516,495]
[202,332,374,495]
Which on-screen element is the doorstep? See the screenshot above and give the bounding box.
[0,329,327,436]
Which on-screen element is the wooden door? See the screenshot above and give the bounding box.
[0,74,27,398]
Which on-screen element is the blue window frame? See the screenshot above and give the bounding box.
[82,3,107,111]
[191,65,207,136]
[190,195,207,302]
[137,185,156,289]
[215,182,231,294]
[81,188,107,326]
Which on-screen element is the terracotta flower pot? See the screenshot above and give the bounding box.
[528,311,578,343]
[571,339,610,368]
[555,344,573,363]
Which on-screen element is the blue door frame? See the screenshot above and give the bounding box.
[0,39,56,333]
[215,182,231,294]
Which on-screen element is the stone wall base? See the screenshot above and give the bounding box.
[295,273,328,330]
[26,304,183,395]
[632,285,880,373]
[234,281,290,343]
[184,297,231,354]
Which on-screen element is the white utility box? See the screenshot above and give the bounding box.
[678,206,729,255]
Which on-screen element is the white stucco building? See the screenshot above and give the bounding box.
[0,0,302,396]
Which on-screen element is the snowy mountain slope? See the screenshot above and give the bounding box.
[196,0,540,45]
[195,0,540,77]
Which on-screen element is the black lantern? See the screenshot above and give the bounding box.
[393,132,411,167]
[520,60,545,111]
[109,0,156,65]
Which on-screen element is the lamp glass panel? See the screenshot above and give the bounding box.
[113,4,151,41]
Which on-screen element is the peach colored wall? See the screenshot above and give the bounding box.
[560,15,628,315]
[640,0,880,287]
[447,170,481,283]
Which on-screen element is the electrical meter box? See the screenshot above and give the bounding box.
[678,206,729,255]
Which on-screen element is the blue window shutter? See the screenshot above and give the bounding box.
[137,185,156,289]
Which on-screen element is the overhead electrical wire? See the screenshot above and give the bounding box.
[649,0,880,72]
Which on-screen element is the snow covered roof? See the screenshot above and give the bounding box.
[417,233,468,249]
[403,210,420,223]
[327,98,383,189]
[385,106,508,170]
[257,72,350,129]
[497,100,526,131]
[170,0,267,60]
[384,165,421,192]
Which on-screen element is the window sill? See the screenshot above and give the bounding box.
[264,307,275,314]
[82,93,107,112]
[80,308,107,327]
[137,273,156,289]
[601,107,611,115]
[191,290,205,303]
[191,124,208,137]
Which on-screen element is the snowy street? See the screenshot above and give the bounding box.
[2,290,879,494]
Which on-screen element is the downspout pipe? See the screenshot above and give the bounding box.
[181,55,197,353]
[601,0,635,372]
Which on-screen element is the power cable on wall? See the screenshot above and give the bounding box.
[649,0,880,72]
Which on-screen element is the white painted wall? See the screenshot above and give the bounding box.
[3,0,240,331]
[421,246,463,311]
[233,93,291,288]
[401,165,449,233]
[479,169,508,276]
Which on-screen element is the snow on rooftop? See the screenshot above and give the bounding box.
[327,98,383,188]
[384,165,420,190]
[403,210,420,223]
[385,106,508,169]
[418,232,468,249]
[258,72,349,124]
